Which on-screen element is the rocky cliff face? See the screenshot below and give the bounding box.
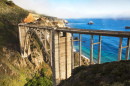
[23,12,67,27]
[0,34,52,86]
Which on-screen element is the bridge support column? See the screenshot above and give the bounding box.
[90,35,93,64]
[125,38,130,60]
[50,30,52,67]
[71,33,74,72]
[66,32,72,78]
[18,26,23,56]
[79,34,81,66]
[118,37,123,61]
[19,25,28,57]
[98,35,101,64]
[45,29,47,50]
[52,29,71,86]
[19,25,32,58]
[27,33,31,56]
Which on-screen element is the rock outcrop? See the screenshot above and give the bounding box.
[24,13,35,23]
[23,12,68,27]
[74,52,91,66]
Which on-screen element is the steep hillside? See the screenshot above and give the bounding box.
[0,0,69,85]
[58,60,130,86]
[0,0,53,86]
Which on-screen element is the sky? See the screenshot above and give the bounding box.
[12,0,130,18]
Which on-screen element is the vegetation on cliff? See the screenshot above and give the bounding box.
[0,0,67,85]
[0,1,29,85]
[25,68,53,86]
[59,60,130,86]
[0,0,53,86]
[0,0,29,51]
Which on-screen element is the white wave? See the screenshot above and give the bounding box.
[81,54,90,61]
[73,47,76,52]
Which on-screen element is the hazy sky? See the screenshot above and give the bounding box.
[12,0,130,18]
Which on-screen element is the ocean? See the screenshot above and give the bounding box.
[66,18,130,63]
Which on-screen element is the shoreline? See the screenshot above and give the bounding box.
[73,48,95,66]
[73,48,90,61]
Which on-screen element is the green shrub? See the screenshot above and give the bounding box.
[41,68,47,77]
[35,71,39,77]
[3,81,7,85]
[6,1,15,6]
[26,78,29,82]
[25,68,52,86]
[25,76,53,86]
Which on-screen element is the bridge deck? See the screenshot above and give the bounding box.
[18,23,130,37]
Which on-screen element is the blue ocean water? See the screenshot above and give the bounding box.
[66,18,130,63]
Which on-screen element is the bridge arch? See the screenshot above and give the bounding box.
[18,24,52,64]
[23,29,51,63]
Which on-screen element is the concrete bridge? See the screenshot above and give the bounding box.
[18,23,130,86]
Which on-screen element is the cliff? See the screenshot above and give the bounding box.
[0,0,54,85]
[23,12,67,27]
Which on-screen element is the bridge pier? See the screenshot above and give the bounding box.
[19,25,30,57]
[52,29,72,86]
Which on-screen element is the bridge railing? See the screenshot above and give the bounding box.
[55,28,130,72]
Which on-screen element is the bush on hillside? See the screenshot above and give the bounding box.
[6,1,15,7]
[25,68,53,86]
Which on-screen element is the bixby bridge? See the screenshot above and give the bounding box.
[18,23,130,86]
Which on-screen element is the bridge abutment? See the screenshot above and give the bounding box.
[19,25,31,58]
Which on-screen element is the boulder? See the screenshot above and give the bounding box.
[125,26,130,29]
[74,37,78,40]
